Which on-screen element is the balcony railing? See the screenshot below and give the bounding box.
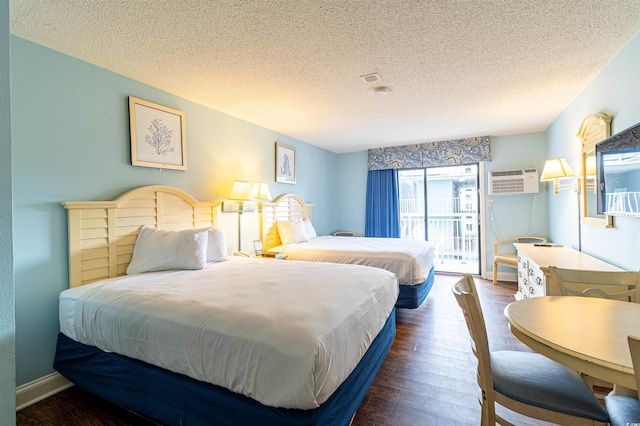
[400,197,479,270]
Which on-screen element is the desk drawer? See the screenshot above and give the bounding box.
[529,263,544,294]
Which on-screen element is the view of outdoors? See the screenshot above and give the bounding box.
[399,165,479,274]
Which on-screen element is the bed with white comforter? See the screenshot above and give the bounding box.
[59,257,398,410]
[268,236,435,286]
[261,194,436,309]
[56,185,399,425]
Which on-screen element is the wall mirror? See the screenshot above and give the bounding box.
[576,113,613,227]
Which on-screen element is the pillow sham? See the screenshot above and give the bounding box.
[126,225,209,274]
[277,219,310,245]
[304,218,317,239]
[207,228,229,263]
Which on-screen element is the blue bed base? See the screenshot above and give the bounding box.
[54,308,396,426]
[395,266,435,309]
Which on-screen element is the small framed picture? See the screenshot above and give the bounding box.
[129,96,187,170]
[253,240,263,256]
[275,142,296,184]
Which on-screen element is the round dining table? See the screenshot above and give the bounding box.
[505,296,640,392]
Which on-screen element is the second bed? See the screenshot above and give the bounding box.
[261,194,436,309]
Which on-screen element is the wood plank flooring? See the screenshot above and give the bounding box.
[17,275,551,425]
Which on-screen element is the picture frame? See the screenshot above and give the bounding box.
[253,239,263,256]
[129,96,187,170]
[275,142,296,184]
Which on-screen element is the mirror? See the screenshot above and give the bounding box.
[576,113,613,227]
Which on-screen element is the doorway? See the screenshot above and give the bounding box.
[399,164,480,274]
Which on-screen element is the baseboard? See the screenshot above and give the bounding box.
[16,372,73,411]
[493,271,517,283]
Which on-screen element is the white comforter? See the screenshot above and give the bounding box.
[270,236,435,285]
[59,257,398,409]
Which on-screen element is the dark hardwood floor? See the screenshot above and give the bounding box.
[17,274,551,426]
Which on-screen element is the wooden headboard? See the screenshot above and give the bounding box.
[62,185,220,287]
[261,194,313,250]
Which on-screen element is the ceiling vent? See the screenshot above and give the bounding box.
[373,86,393,96]
[360,73,381,83]
[489,169,539,195]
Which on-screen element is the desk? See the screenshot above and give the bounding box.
[505,296,640,391]
[514,243,621,299]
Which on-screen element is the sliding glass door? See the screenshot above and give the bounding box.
[399,165,480,274]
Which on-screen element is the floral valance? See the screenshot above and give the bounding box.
[367,136,491,171]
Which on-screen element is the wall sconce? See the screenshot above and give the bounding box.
[540,158,576,195]
[223,181,256,213]
[252,182,272,212]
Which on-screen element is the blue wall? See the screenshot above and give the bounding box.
[1,0,16,422]
[335,151,368,234]
[485,133,548,250]
[546,32,640,270]
[10,36,338,386]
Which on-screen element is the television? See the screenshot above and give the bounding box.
[596,121,640,217]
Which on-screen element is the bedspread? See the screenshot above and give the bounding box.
[59,258,398,409]
[268,236,435,285]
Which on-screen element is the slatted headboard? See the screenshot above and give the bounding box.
[261,194,313,250]
[62,185,220,287]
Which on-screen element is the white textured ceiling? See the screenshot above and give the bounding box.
[9,1,640,153]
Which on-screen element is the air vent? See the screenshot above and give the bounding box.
[360,73,381,83]
[489,169,539,195]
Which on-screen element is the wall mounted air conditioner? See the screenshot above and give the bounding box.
[489,169,539,195]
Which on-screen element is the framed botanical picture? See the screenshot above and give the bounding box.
[275,142,296,184]
[129,96,187,170]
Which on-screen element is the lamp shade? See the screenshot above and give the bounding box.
[252,182,272,200]
[229,181,253,200]
[540,158,575,181]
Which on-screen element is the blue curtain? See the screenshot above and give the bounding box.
[365,169,400,238]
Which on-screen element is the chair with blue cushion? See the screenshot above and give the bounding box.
[605,335,640,426]
[452,274,609,425]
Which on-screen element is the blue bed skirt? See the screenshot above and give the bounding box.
[395,267,435,309]
[54,308,396,426]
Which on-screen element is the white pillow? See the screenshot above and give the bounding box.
[304,219,317,239]
[277,219,310,245]
[207,228,229,263]
[126,225,209,274]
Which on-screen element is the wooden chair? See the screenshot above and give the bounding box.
[452,274,609,425]
[493,236,546,284]
[548,266,640,301]
[605,335,640,425]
